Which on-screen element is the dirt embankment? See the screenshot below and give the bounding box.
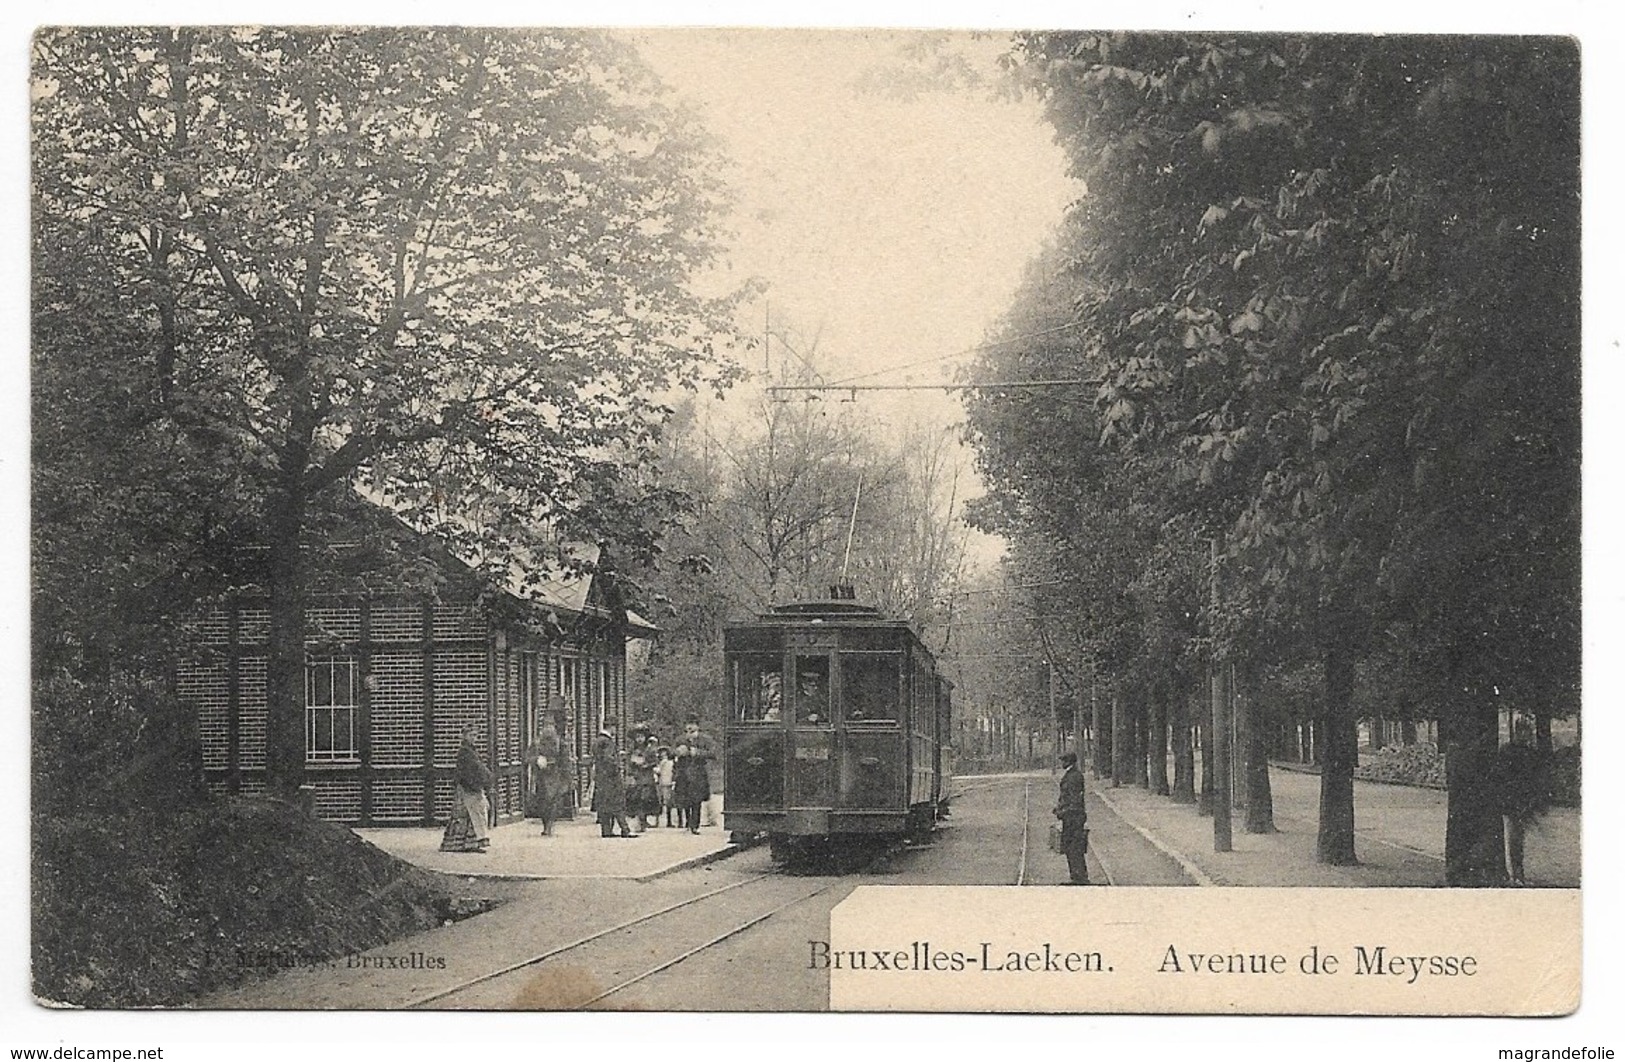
[33,798,505,1007]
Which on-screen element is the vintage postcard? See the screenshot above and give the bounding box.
[19,10,1607,1059]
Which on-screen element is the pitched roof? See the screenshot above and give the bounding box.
[353,483,659,637]
[497,543,660,637]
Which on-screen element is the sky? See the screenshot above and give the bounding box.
[629,29,1080,569]
[633,28,1076,378]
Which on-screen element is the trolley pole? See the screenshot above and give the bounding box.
[1211,534,1233,853]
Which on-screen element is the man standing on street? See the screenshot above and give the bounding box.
[674,715,716,833]
[1054,752,1090,885]
[1496,717,1548,886]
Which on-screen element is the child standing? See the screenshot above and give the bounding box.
[656,746,676,827]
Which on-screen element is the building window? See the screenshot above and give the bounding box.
[306,656,359,764]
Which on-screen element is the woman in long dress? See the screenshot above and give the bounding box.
[442,730,492,853]
[527,722,570,837]
[591,730,634,838]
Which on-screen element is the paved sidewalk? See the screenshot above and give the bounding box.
[358,806,737,882]
[1088,766,1580,888]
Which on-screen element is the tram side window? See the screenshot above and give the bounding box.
[732,656,784,724]
[793,655,831,726]
[841,653,900,724]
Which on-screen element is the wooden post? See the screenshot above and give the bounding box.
[1230,661,1245,810]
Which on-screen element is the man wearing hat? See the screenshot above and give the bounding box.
[673,714,717,833]
[1053,751,1090,884]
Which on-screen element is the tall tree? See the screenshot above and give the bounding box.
[33,28,745,797]
[1000,32,1579,879]
[32,210,260,808]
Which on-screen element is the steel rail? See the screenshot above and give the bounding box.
[581,843,904,1008]
[1090,808,1118,888]
[950,776,1028,801]
[1015,779,1032,886]
[579,876,855,1008]
[405,869,782,1009]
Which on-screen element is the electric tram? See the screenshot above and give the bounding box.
[721,587,954,860]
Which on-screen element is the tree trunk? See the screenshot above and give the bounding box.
[1170,688,1195,803]
[1110,690,1126,787]
[1211,660,1232,852]
[1238,664,1275,833]
[1316,644,1357,865]
[264,472,310,801]
[1092,684,1112,779]
[1127,685,1149,787]
[1401,719,1417,745]
[1197,713,1215,814]
[1441,653,1508,886]
[1534,711,1554,756]
[1230,663,1245,811]
[1148,680,1170,796]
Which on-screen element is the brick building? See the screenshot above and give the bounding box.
[179,537,655,827]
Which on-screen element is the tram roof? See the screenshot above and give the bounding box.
[729,596,914,628]
[726,597,948,672]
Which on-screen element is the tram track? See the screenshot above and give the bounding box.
[417,776,1122,1009]
[405,866,789,1009]
[998,771,1119,887]
[1014,779,1032,885]
[1090,829,1119,886]
[958,771,1122,886]
[952,775,1031,801]
[413,846,899,1010]
[578,862,878,1008]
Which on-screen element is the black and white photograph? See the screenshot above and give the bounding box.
[14,3,1614,1056]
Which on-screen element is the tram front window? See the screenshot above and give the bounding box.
[732,655,783,724]
[841,653,900,724]
[793,655,830,726]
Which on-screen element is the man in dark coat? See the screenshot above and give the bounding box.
[591,730,635,839]
[1496,718,1548,886]
[673,715,716,833]
[1054,752,1089,884]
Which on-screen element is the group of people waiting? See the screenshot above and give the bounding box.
[442,722,563,853]
[590,716,717,838]
[438,714,720,853]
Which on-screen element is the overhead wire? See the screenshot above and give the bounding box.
[818,318,1089,388]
